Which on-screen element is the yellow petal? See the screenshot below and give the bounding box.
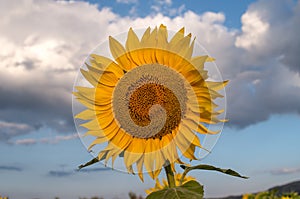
[124,138,145,168]
[186,109,220,125]
[88,54,124,78]
[153,168,162,179]
[80,68,98,87]
[88,136,108,150]
[84,130,105,137]
[109,36,132,71]
[126,27,140,51]
[111,148,123,168]
[98,112,114,129]
[190,55,208,70]
[182,69,204,85]
[180,122,201,147]
[182,144,197,160]
[75,86,95,99]
[155,25,169,65]
[110,128,132,150]
[142,48,156,65]
[197,123,220,135]
[126,164,134,174]
[99,71,119,87]
[157,24,168,49]
[98,150,108,161]
[173,33,192,57]
[126,28,144,66]
[152,139,165,174]
[81,119,100,130]
[75,98,95,110]
[145,27,157,48]
[141,27,151,47]
[169,27,185,48]
[175,132,193,159]
[144,140,156,179]
[136,155,145,182]
[184,38,195,60]
[91,54,115,68]
[206,80,229,91]
[160,134,178,163]
[75,109,96,120]
[101,121,119,140]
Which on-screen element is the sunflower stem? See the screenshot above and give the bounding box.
[179,166,190,185]
[164,162,176,188]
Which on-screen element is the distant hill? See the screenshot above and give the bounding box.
[208,180,300,199]
[269,180,300,195]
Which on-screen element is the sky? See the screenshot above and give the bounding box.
[0,0,300,198]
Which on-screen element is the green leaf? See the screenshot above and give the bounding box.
[180,164,248,179]
[146,180,203,199]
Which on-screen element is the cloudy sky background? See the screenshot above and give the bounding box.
[0,0,300,198]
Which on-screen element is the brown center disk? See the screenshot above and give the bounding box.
[129,83,181,139]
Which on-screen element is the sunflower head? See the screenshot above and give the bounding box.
[73,24,227,181]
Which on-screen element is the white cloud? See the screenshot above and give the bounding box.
[270,167,300,175]
[40,133,79,144]
[116,0,138,4]
[0,0,300,141]
[235,11,269,49]
[168,4,185,16]
[12,133,79,145]
[150,0,186,16]
[0,121,34,141]
[14,138,37,145]
[235,0,300,73]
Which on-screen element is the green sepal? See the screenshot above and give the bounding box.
[146,180,204,199]
[78,157,99,170]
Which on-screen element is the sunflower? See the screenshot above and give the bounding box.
[73,25,227,181]
[145,173,196,194]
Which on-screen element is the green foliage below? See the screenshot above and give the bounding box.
[243,190,300,199]
[146,180,204,199]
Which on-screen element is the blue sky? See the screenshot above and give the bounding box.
[0,0,300,198]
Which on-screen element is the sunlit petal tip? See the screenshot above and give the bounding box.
[141,27,151,43]
[138,172,144,182]
[153,168,162,179]
[109,36,126,59]
[179,27,185,34]
[159,24,166,28]
[151,26,158,35]
[223,80,229,86]
[206,56,216,62]
[147,171,155,179]
[221,119,229,122]
[127,165,135,174]
[126,27,140,50]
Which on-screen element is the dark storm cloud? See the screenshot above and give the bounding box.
[224,0,300,127]
[0,165,23,172]
[48,170,73,177]
[235,0,300,73]
[0,84,75,141]
[47,167,111,177]
[77,167,111,173]
[225,65,300,128]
